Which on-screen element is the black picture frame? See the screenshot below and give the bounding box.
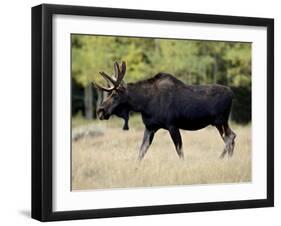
[32,3,274,222]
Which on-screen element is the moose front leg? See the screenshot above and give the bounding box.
[122,113,129,130]
[138,128,155,160]
[122,119,129,130]
[168,127,184,159]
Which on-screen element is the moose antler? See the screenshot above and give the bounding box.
[99,71,118,87]
[94,61,126,92]
[113,62,120,80]
[117,61,126,84]
[92,82,115,92]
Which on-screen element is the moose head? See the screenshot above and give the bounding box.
[94,61,128,120]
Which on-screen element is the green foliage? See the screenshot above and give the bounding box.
[72,35,251,88]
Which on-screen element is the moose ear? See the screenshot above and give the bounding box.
[121,61,126,75]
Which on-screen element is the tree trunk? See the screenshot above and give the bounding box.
[213,55,218,84]
[94,88,104,118]
[84,84,93,119]
[96,89,103,107]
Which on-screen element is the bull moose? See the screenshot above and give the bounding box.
[94,61,236,160]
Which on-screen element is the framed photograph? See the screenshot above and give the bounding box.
[32,4,274,221]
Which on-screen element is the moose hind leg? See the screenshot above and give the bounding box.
[168,127,184,159]
[138,128,155,160]
[216,125,228,158]
[223,123,236,157]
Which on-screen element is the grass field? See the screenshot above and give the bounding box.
[71,115,251,190]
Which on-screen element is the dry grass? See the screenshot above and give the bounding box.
[72,116,251,190]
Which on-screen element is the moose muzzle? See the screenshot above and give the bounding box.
[97,107,110,120]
